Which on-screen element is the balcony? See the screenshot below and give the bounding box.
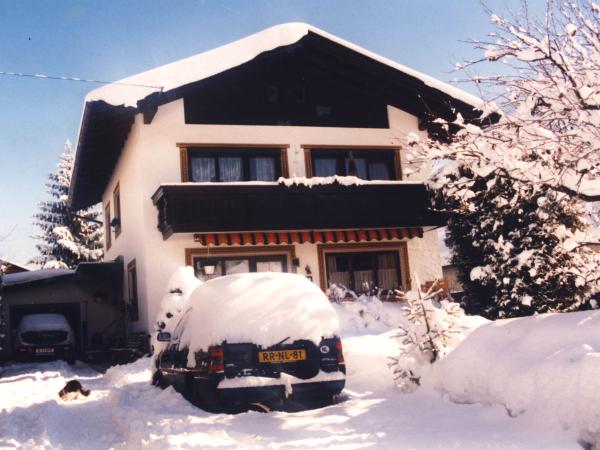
[151,180,446,240]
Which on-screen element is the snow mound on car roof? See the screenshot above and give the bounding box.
[18,314,71,332]
[178,272,340,356]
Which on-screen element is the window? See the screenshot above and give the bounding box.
[113,184,121,238]
[186,147,284,182]
[127,260,139,321]
[104,203,111,250]
[192,254,287,281]
[324,250,400,295]
[310,148,397,180]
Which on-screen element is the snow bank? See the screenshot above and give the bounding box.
[1,352,578,448]
[178,273,340,365]
[166,266,202,300]
[333,296,406,334]
[155,266,201,331]
[152,267,201,360]
[431,310,600,447]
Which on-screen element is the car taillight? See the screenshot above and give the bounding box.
[208,346,224,373]
[64,346,71,351]
[335,339,344,364]
[18,346,28,353]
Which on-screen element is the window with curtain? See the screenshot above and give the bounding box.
[311,149,396,180]
[325,250,401,294]
[188,147,282,182]
[250,156,276,181]
[193,254,287,281]
[219,157,243,181]
[314,158,337,177]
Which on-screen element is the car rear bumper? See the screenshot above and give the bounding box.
[216,379,345,405]
[14,346,74,360]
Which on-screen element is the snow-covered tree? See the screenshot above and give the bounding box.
[408,0,600,202]
[438,166,599,319]
[403,0,600,317]
[389,278,468,392]
[30,141,103,269]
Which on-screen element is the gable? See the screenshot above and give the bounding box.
[183,39,390,128]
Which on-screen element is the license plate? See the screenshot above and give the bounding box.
[36,348,55,354]
[258,349,306,363]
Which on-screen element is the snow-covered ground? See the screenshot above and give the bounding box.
[431,309,600,448]
[0,302,584,449]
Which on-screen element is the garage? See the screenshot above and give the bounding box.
[0,261,123,362]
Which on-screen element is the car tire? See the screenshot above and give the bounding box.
[186,376,219,412]
[152,370,166,388]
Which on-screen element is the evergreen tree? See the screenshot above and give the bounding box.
[30,141,103,269]
[389,277,468,392]
[437,166,598,319]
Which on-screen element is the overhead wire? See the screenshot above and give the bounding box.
[0,70,163,90]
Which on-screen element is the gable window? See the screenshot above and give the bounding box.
[184,147,286,182]
[308,148,398,180]
[113,183,121,238]
[104,202,111,250]
[192,254,288,281]
[127,260,139,321]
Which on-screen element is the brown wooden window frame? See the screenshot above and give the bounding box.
[104,202,112,251]
[113,183,121,238]
[185,245,296,279]
[178,144,290,182]
[317,242,410,294]
[303,145,402,180]
[127,259,139,322]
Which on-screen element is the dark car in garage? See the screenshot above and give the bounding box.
[14,313,76,364]
[152,272,345,412]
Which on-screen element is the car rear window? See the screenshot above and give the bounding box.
[21,331,68,345]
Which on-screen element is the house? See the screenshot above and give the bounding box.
[68,23,485,334]
[0,258,31,275]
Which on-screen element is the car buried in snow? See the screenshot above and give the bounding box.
[14,313,76,364]
[152,272,345,412]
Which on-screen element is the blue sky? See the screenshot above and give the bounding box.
[0,0,541,264]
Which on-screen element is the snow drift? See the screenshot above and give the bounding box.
[431,309,600,446]
[151,266,202,361]
[178,272,340,365]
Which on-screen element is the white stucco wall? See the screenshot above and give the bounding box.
[406,229,444,289]
[103,98,443,333]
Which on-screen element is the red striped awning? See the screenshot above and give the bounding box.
[193,227,423,246]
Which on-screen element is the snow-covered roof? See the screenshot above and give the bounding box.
[2,269,74,287]
[86,23,483,109]
[0,258,31,272]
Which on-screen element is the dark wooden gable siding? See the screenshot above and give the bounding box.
[183,41,390,128]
